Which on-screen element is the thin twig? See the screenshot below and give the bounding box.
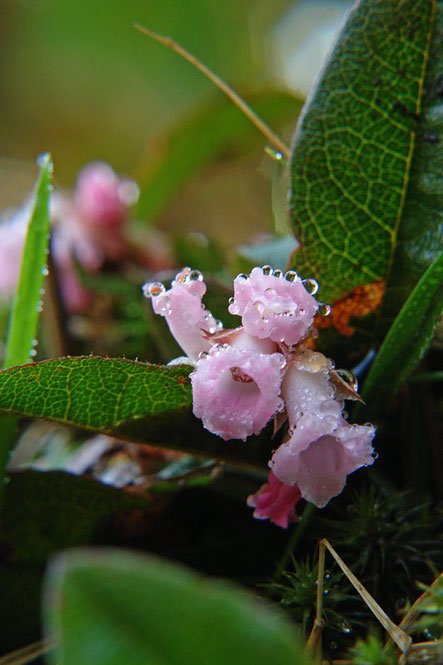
[0,638,53,665]
[134,24,290,160]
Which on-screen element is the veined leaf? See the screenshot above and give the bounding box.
[381,2,443,330]
[0,357,271,468]
[359,252,443,409]
[135,91,302,221]
[2,153,52,369]
[289,0,436,305]
[44,548,306,665]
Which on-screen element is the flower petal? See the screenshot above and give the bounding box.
[143,268,221,362]
[247,471,301,528]
[191,342,285,441]
[228,266,318,346]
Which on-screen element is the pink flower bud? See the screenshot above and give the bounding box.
[74,162,138,228]
[247,471,301,528]
[191,341,286,441]
[142,268,221,362]
[228,266,319,346]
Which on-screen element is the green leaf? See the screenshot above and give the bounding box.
[135,91,303,221]
[3,153,52,369]
[0,357,272,468]
[44,548,305,665]
[288,0,436,303]
[380,2,443,330]
[3,470,150,565]
[359,252,443,409]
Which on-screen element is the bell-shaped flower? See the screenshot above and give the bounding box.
[271,353,376,508]
[228,266,319,346]
[247,470,302,528]
[191,334,286,441]
[142,268,222,363]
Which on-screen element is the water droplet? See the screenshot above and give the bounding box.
[268,460,275,469]
[264,146,284,162]
[39,287,45,296]
[30,339,38,347]
[264,288,277,298]
[48,183,54,192]
[275,355,286,370]
[158,296,171,315]
[276,398,285,412]
[29,349,37,358]
[395,598,407,611]
[342,410,348,419]
[142,281,165,298]
[302,278,319,295]
[198,351,209,360]
[318,303,331,316]
[228,296,235,305]
[337,369,358,391]
[284,270,298,282]
[189,269,203,281]
[41,266,49,277]
[273,269,283,278]
[262,265,273,275]
[216,320,223,329]
[236,273,249,281]
[340,621,351,634]
[254,300,266,315]
[371,450,379,460]
[35,301,43,313]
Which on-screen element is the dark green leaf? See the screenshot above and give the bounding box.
[44,548,305,665]
[288,0,436,303]
[135,91,303,221]
[380,2,443,331]
[0,357,273,468]
[2,470,150,565]
[359,252,443,409]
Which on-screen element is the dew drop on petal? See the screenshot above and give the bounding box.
[253,300,266,315]
[273,269,283,278]
[284,270,298,282]
[262,265,273,275]
[228,296,235,305]
[318,302,331,316]
[189,269,203,281]
[302,278,319,295]
[236,272,249,280]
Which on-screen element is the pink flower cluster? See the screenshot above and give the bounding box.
[143,266,376,528]
[0,162,140,312]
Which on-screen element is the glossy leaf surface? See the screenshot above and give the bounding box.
[289,0,436,303]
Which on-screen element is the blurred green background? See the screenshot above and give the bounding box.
[1,0,349,243]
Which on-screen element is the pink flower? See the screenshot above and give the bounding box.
[228,266,319,346]
[74,162,138,228]
[191,339,286,441]
[271,355,376,508]
[142,268,222,362]
[247,471,302,528]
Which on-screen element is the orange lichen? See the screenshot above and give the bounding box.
[316,281,385,336]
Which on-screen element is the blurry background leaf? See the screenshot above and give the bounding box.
[135,92,302,222]
[0,469,150,654]
[288,0,437,311]
[44,548,306,665]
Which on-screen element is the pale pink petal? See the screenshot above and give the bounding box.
[74,162,135,228]
[142,268,221,362]
[191,343,286,441]
[247,471,301,528]
[271,421,376,508]
[228,266,318,346]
